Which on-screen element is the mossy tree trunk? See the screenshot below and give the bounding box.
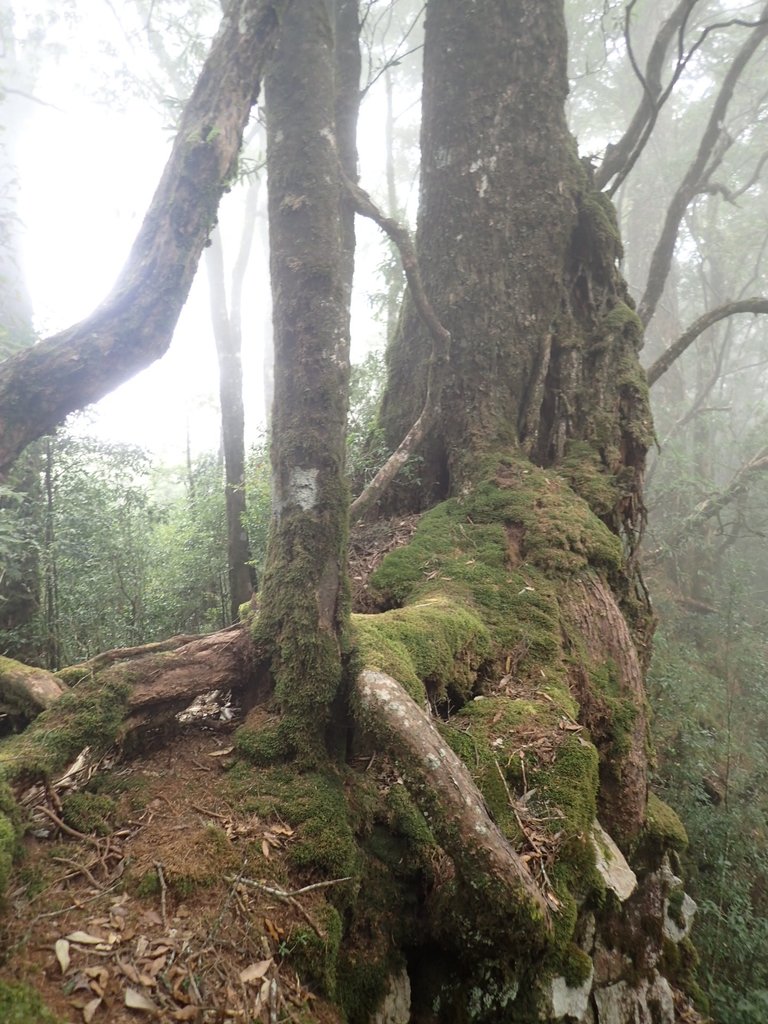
[376,0,654,838]
[379,0,652,538]
[253,0,352,757]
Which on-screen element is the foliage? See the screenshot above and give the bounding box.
[648,583,768,1017]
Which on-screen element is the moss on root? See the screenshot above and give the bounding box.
[352,597,491,706]
[0,677,130,781]
[644,792,688,853]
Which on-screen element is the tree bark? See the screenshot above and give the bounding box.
[0,0,288,479]
[254,0,352,753]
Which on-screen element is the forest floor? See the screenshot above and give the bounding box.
[0,517,428,1024]
[0,721,350,1024]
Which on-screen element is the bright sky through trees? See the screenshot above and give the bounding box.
[12,2,402,462]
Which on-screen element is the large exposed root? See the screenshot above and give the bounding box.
[355,667,552,938]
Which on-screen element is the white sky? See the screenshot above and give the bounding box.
[13,2,397,464]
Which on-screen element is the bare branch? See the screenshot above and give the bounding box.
[647,297,768,385]
[598,2,768,195]
[655,443,768,554]
[345,175,451,519]
[637,6,768,327]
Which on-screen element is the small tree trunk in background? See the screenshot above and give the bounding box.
[255,0,352,756]
[42,439,60,671]
[206,224,255,619]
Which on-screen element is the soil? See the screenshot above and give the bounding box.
[1,724,343,1024]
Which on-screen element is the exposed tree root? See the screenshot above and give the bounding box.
[355,667,552,937]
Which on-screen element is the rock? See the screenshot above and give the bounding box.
[659,856,697,943]
[592,939,631,986]
[591,821,637,902]
[593,972,674,1024]
[371,968,411,1024]
[548,966,594,1020]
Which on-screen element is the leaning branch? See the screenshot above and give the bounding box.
[0,0,290,478]
[344,176,451,519]
[355,668,552,936]
[647,297,768,386]
[654,443,768,555]
[596,0,697,193]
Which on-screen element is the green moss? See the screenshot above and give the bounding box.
[0,812,16,894]
[229,765,360,885]
[352,597,491,705]
[538,736,599,834]
[234,720,295,766]
[54,665,92,687]
[559,441,621,519]
[602,301,643,349]
[645,792,688,853]
[384,783,436,854]
[0,981,64,1024]
[580,190,623,264]
[0,677,130,780]
[589,660,639,761]
[549,942,594,987]
[60,792,116,835]
[284,904,343,997]
[667,885,686,928]
[338,952,394,1024]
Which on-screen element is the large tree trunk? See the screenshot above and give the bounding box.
[0,3,701,1022]
[379,0,652,534]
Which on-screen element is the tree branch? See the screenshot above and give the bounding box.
[596,0,698,193]
[647,297,768,386]
[344,175,451,519]
[637,6,768,327]
[0,0,290,478]
[653,442,768,556]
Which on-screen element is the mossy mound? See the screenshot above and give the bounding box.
[60,791,117,835]
[352,596,491,706]
[644,792,688,854]
[0,981,64,1024]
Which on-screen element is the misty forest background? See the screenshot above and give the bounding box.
[1,1,768,1020]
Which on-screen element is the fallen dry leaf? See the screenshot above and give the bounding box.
[55,938,71,973]
[240,958,273,984]
[66,931,104,945]
[82,996,102,1023]
[125,987,159,1014]
[171,1008,199,1021]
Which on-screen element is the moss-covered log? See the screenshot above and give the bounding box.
[0,656,64,720]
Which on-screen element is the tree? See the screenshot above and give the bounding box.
[0,2,714,1021]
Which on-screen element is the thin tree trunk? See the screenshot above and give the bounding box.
[254,0,352,754]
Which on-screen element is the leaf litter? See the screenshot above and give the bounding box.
[0,726,343,1024]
